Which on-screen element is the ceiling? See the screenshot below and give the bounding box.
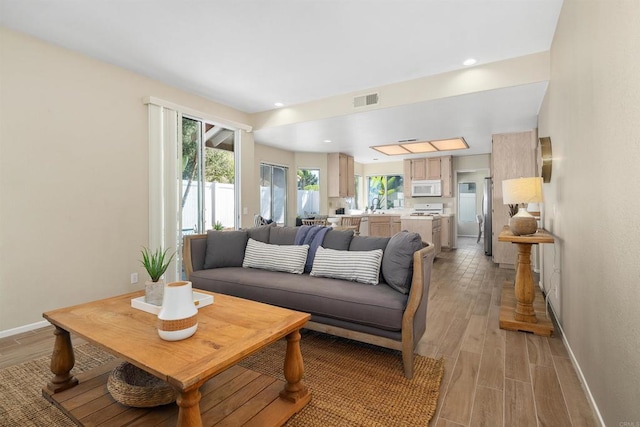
[0,0,563,164]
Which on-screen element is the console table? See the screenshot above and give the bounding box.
[498,227,555,336]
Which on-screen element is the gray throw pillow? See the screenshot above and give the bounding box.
[382,231,423,294]
[269,226,298,245]
[349,236,390,252]
[204,230,248,269]
[322,229,354,250]
[246,224,273,243]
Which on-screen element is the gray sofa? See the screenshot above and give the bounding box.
[183,225,435,378]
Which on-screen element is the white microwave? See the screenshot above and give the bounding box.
[411,180,442,197]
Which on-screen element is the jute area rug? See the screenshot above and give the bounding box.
[0,330,444,426]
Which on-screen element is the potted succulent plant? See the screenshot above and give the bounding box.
[140,247,175,306]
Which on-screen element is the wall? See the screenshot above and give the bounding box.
[0,28,251,332]
[537,1,640,424]
[251,147,330,224]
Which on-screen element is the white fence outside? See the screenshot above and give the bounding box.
[297,189,320,217]
[182,182,319,230]
[182,181,235,232]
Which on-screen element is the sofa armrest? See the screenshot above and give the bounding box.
[183,234,207,280]
[400,243,436,378]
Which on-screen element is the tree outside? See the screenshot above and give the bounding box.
[297,169,319,190]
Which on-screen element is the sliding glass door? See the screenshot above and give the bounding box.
[180,116,237,253]
[260,163,287,225]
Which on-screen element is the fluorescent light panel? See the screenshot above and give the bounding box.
[371,137,468,156]
[401,141,437,153]
[430,137,469,151]
[371,145,411,155]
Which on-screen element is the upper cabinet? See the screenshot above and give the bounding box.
[403,155,453,197]
[440,156,452,197]
[427,158,441,180]
[411,158,427,180]
[328,153,354,198]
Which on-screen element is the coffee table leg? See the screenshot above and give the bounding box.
[46,326,78,393]
[176,388,202,427]
[279,329,309,403]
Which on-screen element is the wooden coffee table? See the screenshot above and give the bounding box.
[42,290,311,426]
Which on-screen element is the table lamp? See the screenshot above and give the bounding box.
[502,177,543,235]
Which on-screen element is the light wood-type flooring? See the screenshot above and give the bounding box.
[419,237,599,427]
[0,237,599,426]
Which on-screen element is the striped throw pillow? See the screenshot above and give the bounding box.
[310,246,383,285]
[242,238,309,274]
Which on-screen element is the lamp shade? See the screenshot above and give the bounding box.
[502,177,543,205]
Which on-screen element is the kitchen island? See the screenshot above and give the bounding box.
[331,213,402,237]
[400,215,442,256]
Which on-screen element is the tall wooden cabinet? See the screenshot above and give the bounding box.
[491,130,537,268]
[328,153,354,198]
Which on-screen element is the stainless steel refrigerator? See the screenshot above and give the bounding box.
[483,177,492,256]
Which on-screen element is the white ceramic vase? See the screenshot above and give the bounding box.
[157,281,198,341]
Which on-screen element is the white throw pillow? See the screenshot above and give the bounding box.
[310,246,383,285]
[242,238,309,274]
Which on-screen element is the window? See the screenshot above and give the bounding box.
[458,182,477,222]
[297,168,320,217]
[367,175,404,209]
[260,163,287,224]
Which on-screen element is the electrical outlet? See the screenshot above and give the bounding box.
[131,273,138,284]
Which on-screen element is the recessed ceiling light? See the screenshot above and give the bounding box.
[463,58,477,66]
[323,139,332,143]
[274,102,284,107]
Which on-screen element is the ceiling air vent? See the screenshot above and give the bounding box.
[353,93,379,108]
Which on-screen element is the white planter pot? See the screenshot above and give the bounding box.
[157,281,198,341]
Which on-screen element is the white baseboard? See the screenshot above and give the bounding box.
[547,303,605,427]
[0,320,50,339]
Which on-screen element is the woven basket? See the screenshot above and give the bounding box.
[107,362,176,407]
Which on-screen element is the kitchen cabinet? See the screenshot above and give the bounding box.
[427,158,441,180]
[369,216,391,237]
[491,130,537,268]
[390,216,401,235]
[440,156,452,197]
[403,155,452,197]
[400,217,442,256]
[441,216,451,248]
[411,158,427,181]
[328,153,354,198]
[403,159,412,198]
[365,215,402,237]
[406,158,439,181]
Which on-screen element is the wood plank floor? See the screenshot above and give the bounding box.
[1,237,600,426]
[418,237,599,427]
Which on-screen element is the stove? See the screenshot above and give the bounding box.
[410,203,444,216]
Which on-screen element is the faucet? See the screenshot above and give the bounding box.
[370,198,380,212]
